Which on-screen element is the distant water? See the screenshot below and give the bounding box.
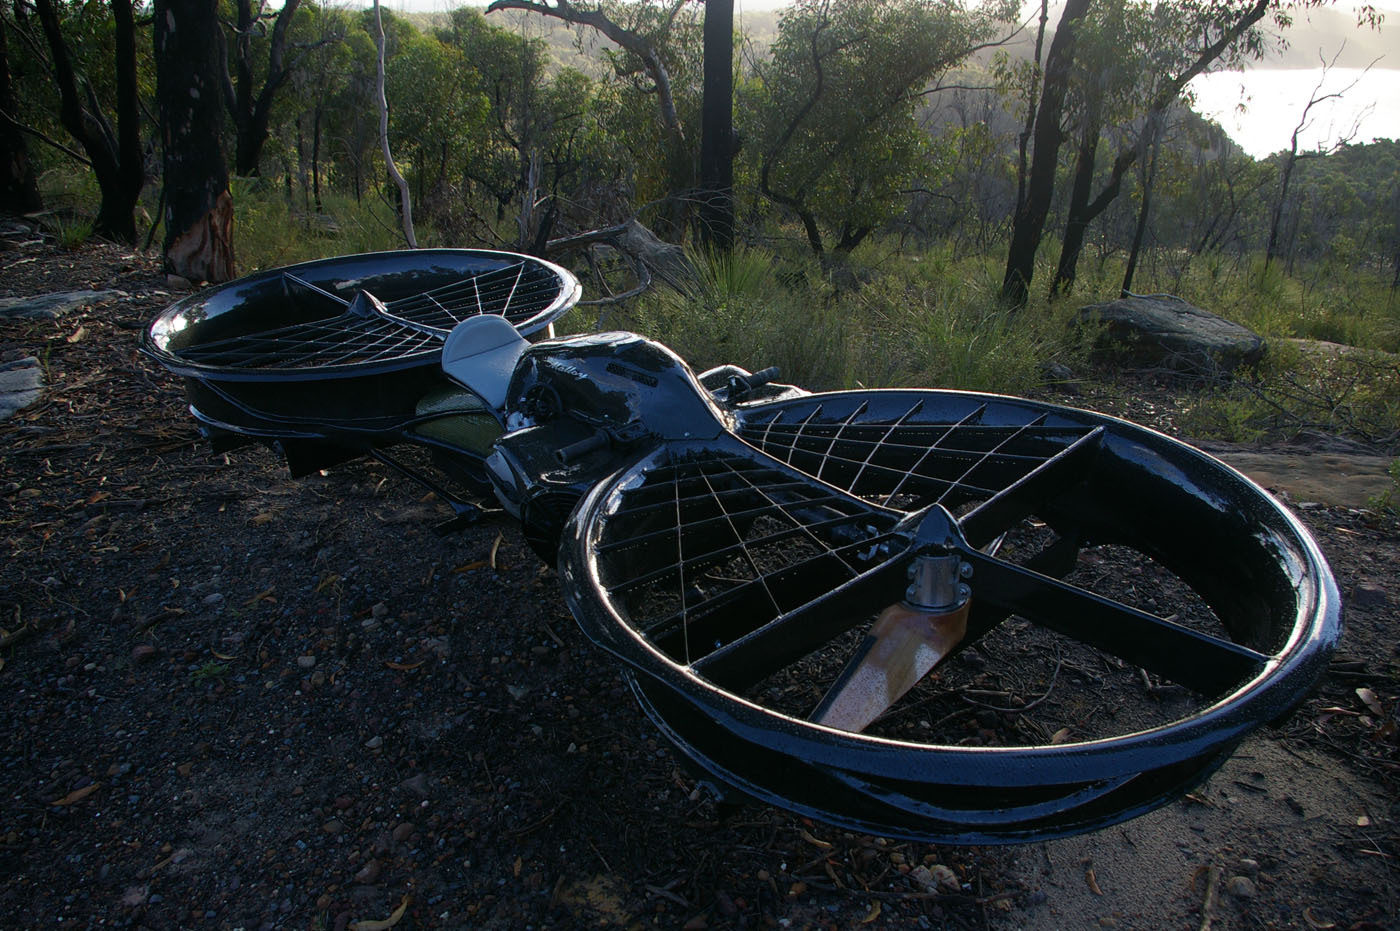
[1188,67,1400,159]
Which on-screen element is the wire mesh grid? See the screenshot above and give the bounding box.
[735,397,1096,511]
[589,443,903,665]
[175,261,566,371]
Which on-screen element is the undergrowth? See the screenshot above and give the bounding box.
[625,243,1096,396]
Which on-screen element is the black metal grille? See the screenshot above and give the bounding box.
[736,398,1092,510]
[589,443,902,665]
[175,261,565,371]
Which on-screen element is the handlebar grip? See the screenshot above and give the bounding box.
[556,431,609,466]
[745,366,781,390]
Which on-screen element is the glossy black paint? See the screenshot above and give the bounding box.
[557,391,1341,843]
[144,251,1342,844]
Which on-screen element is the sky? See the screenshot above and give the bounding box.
[377,0,1399,158]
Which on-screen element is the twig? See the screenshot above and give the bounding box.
[1197,865,1221,931]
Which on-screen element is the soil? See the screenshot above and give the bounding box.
[1,239,1396,931]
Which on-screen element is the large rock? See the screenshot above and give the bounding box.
[0,357,43,420]
[0,289,123,320]
[1078,294,1264,375]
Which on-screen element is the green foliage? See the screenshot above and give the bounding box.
[628,246,856,390]
[629,241,1092,396]
[1175,343,1400,452]
[42,213,92,250]
[742,0,1009,256]
[191,661,229,685]
[232,180,405,272]
[1368,459,1400,514]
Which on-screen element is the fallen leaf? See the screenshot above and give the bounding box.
[66,326,87,344]
[249,512,275,526]
[513,856,522,877]
[489,533,504,569]
[349,894,411,931]
[51,782,101,806]
[1085,869,1103,895]
[860,900,881,923]
[1050,727,1072,744]
[798,827,832,849]
[452,560,487,574]
[1356,687,1385,717]
[314,573,340,593]
[243,588,276,607]
[1357,814,1372,827]
[385,660,424,671]
[211,649,237,661]
[86,490,109,505]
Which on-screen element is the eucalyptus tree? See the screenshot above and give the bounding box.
[743,0,1012,260]
[222,0,343,178]
[483,0,703,237]
[28,0,144,241]
[0,13,41,213]
[386,26,488,206]
[998,0,1376,308]
[154,0,234,283]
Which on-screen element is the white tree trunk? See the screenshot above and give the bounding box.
[374,0,416,248]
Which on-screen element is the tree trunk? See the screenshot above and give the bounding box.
[35,0,144,242]
[1121,115,1163,296]
[311,103,323,213]
[698,0,734,252]
[1000,0,1093,308]
[227,0,303,177]
[1265,149,1299,273]
[1050,114,1101,296]
[1012,0,1050,220]
[374,0,416,248]
[154,0,235,284]
[0,15,42,214]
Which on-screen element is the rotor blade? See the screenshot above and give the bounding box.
[810,601,969,733]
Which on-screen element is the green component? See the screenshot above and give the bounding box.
[410,386,503,456]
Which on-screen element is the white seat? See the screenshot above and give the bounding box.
[440,315,529,411]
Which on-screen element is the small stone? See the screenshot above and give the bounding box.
[354,859,382,884]
[391,822,414,843]
[927,863,960,893]
[1350,582,1387,610]
[909,866,936,893]
[507,684,529,701]
[1236,858,1260,876]
[1226,875,1256,899]
[364,735,383,750]
[400,773,430,798]
[131,644,157,663]
[1098,918,1118,928]
[316,894,332,910]
[371,602,389,619]
[322,819,344,835]
[334,795,354,810]
[683,916,708,930]
[297,655,317,669]
[121,886,148,907]
[202,592,224,606]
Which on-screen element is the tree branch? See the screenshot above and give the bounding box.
[0,108,91,166]
[486,0,684,140]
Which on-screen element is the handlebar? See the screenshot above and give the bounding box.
[555,431,610,465]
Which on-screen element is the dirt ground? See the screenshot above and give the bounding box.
[1,239,1396,930]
